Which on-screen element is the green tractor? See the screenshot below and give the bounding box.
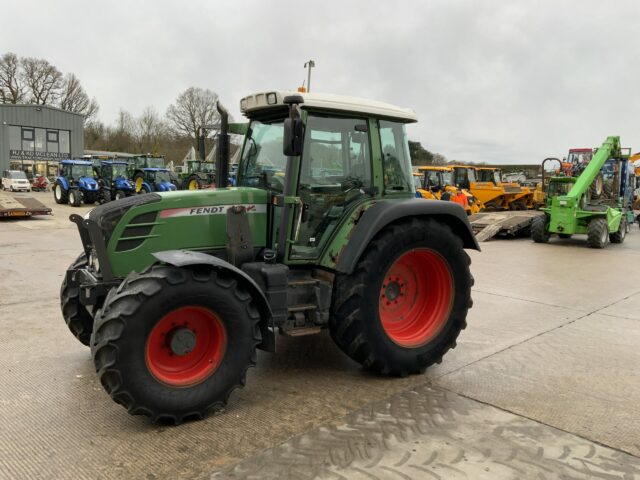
[532,136,635,248]
[177,160,216,190]
[61,91,478,423]
[127,154,166,192]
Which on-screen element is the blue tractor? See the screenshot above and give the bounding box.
[53,159,100,207]
[94,160,136,202]
[138,168,178,193]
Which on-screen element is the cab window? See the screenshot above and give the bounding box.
[379,120,413,194]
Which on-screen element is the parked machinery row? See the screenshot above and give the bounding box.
[414,164,538,213]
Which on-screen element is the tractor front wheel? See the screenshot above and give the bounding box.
[91,265,261,423]
[60,253,95,346]
[531,215,550,243]
[330,218,473,376]
[610,217,627,244]
[68,189,81,207]
[587,217,608,249]
[53,182,68,204]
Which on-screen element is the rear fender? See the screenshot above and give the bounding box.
[335,199,480,275]
[152,250,275,352]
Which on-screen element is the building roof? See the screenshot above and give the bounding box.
[0,103,85,117]
[240,91,417,122]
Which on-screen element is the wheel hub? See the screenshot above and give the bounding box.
[169,327,197,355]
[384,280,402,302]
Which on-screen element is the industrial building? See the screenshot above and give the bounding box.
[0,104,84,177]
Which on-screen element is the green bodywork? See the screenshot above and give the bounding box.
[541,136,630,235]
[107,188,268,277]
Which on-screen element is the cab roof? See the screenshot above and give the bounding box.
[417,166,451,171]
[143,167,169,172]
[61,159,92,166]
[240,91,417,123]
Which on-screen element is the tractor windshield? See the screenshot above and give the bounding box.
[113,164,128,179]
[425,170,442,189]
[155,171,171,183]
[547,180,574,197]
[72,165,94,178]
[237,119,287,192]
[147,158,165,168]
[442,170,453,185]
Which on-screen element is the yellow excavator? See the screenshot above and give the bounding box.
[414,166,482,214]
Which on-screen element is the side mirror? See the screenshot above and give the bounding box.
[283,118,304,157]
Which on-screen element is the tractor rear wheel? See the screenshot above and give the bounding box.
[69,189,81,207]
[184,175,201,190]
[53,182,68,204]
[609,217,627,244]
[133,173,145,193]
[531,215,550,243]
[60,253,95,346]
[91,265,261,423]
[330,218,472,377]
[587,217,608,249]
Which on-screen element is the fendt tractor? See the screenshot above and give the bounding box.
[61,92,478,423]
[532,136,635,248]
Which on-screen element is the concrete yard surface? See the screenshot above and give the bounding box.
[1,191,639,479]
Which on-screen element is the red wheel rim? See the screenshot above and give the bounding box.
[145,306,227,387]
[379,249,454,348]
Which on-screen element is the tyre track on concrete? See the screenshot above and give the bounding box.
[211,385,640,480]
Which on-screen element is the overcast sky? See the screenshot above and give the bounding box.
[2,0,639,164]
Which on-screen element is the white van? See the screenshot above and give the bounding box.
[1,170,31,192]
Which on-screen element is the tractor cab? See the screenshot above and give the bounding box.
[94,161,135,202]
[62,90,479,423]
[139,168,177,193]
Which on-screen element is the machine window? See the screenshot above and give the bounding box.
[379,120,413,193]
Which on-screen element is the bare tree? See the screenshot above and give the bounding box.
[166,87,220,147]
[0,53,25,103]
[21,57,63,105]
[135,106,167,153]
[59,73,99,123]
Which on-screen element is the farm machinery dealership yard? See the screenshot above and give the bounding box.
[1,89,639,480]
[2,3,640,478]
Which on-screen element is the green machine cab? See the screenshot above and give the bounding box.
[532,136,635,248]
[61,91,479,423]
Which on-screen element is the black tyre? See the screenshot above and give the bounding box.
[510,201,526,211]
[589,174,604,199]
[610,217,627,244]
[531,215,550,243]
[329,218,473,377]
[114,190,126,200]
[68,189,82,207]
[53,181,68,204]
[483,201,501,212]
[133,172,145,193]
[100,188,112,204]
[587,217,608,249]
[184,175,202,190]
[60,253,95,346]
[138,184,151,194]
[91,265,261,423]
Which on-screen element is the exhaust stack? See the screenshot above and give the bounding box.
[216,102,229,188]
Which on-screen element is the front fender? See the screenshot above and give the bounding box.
[151,250,275,352]
[335,199,480,275]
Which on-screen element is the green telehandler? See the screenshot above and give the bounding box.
[61,91,479,423]
[532,136,635,248]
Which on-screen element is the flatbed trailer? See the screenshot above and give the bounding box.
[470,210,545,242]
[0,191,52,218]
